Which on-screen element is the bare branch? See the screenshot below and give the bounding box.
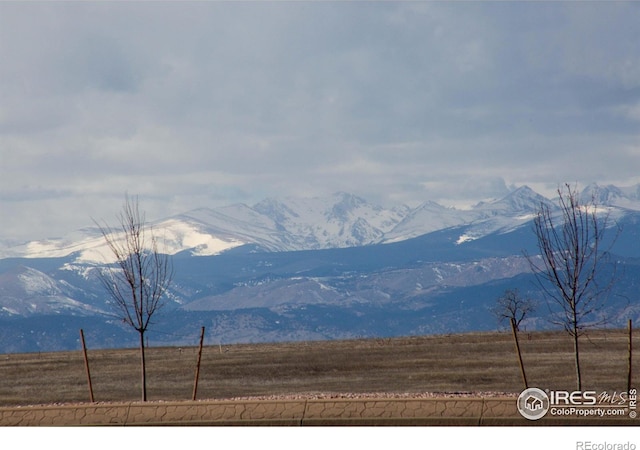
[492,288,537,332]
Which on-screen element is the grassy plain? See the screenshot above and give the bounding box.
[0,329,636,407]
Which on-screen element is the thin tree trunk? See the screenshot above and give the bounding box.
[139,330,147,402]
[571,304,582,391]
[510,318,528,390]
[573,331,581,391]
[80,329,95,403]
[192,326,205,401]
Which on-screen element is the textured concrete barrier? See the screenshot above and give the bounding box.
[0,397,636,426]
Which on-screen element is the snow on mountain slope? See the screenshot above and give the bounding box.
[3,184,639,262]
[581,183,640,211]
[384,186,554,245]
[253,192,408,249]
[0,192,411,262]
[0,266,103,316]
[2,228,107,261]
[151,219,245,257]
[452,186,557,244]
[472,186,554,216]
[382,201,473,243]
[172,204,288,251]
[1,220,245,264]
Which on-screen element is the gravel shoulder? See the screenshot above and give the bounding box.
[5,391,518,409]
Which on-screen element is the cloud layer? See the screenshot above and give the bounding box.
[1,2,639,240]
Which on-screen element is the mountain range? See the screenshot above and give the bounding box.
[1,183,639,353]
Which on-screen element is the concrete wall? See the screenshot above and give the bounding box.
[0,397,636,426]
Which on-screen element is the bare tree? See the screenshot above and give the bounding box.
[525,183,616,390]
[95,194,173,401]
[492,288,537,332]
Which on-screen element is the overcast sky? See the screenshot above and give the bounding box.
[1,1,639,242]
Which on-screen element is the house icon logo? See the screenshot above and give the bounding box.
[517,388,550,420]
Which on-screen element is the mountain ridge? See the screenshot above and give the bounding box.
[5,183,639,263]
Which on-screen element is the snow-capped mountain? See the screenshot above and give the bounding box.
[2,185,614,263]
[252,192,409,249]
[0,192,409,262]
[1,183,640,352]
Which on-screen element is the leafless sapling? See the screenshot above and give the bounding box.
[525,183,617,390]
[94,194,173,401]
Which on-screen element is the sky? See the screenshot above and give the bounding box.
[1,1,639,242]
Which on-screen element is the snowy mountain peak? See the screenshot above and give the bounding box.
[328,192,370,222]
[581,183,623,205]
[250,192,405,249]
[253,198,300,223]
[473,185,553,216]
[580,183,640,211]
[415,200,448,211]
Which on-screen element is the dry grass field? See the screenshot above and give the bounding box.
[0,329,637,407]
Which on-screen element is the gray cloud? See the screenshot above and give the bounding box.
[1,2,639,241]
